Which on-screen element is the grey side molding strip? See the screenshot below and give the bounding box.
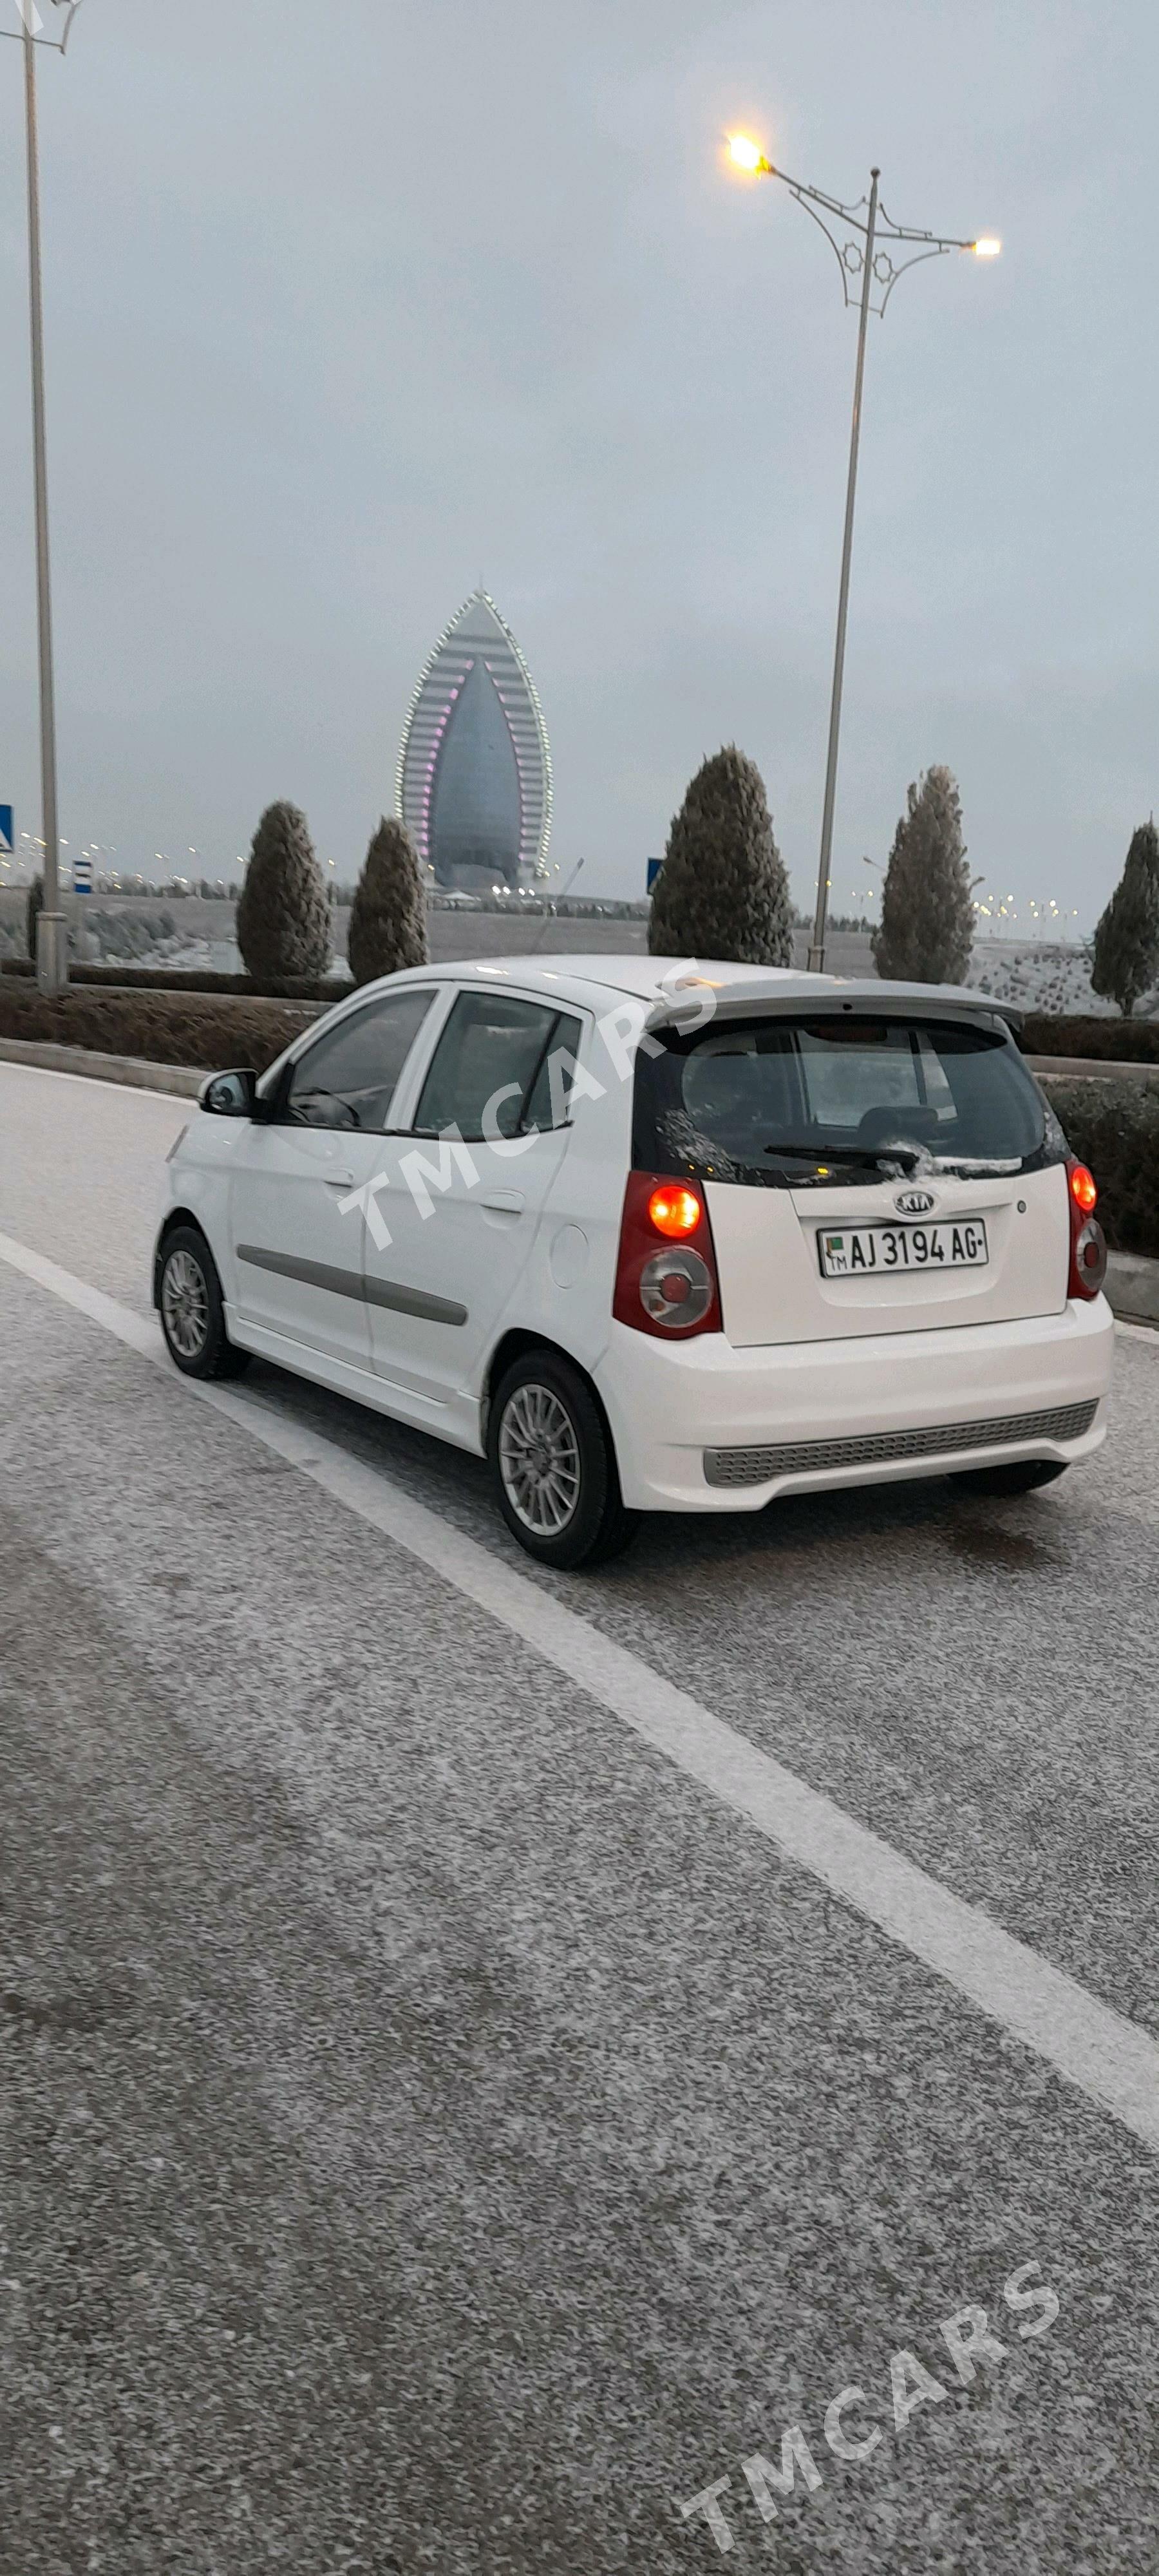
[236,1245,467,1328]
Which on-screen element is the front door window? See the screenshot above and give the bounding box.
[231,987,437,1364]
[285,988,436,1132]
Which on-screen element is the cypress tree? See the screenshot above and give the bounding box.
[236,801,331,984]
[347,817,429,986]
[872,766,974,985]
[648,746,793,964]
[1091,822,1159,1016]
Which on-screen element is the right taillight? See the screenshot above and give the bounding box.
[614,1171,722,1338]
[1066,1157,1107,1300]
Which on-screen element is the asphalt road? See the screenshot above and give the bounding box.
[1,1060,1156,2576]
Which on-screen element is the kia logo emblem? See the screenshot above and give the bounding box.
[896,1189,936,1215]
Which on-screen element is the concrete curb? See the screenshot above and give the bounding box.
[1029,1055,1159,1084]
[0,1036,203,1097]
[1106,1251,1159,1327]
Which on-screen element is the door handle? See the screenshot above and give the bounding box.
[482,1190,525,1215]
[324,1171,357,1190]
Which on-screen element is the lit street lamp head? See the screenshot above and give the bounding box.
[727,133,771,176]
[719,126,1001,973]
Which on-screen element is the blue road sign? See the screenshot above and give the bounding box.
[646,856,663,893]
[0,807,12,856]
[72,855,93,895]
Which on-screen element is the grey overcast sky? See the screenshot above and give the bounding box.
[0,0,1154,921]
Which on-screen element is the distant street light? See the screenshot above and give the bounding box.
[3,2,86,989]
[726,133,999,971]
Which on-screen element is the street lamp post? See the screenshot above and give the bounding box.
[727,135,999,972]
[4,3,85,990]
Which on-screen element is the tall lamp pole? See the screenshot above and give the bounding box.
[4,2,85,990]
[727,135,999,972]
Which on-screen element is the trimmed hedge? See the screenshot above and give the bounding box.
[1043,1075,1159,1260]
[1020,1014,1159,1063]
[0,983,317,1074]
[1,956,345,1003]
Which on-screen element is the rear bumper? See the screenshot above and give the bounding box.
[595,1296,1115,1511]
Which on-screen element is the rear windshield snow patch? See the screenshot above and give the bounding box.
[633,1015,1053,1189]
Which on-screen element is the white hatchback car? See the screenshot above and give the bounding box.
[155,956,1115,1568]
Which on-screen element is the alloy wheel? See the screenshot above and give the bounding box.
[498,1382,582,1536]
[162,1247,210,1361]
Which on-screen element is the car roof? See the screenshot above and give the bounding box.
[355,954,1020,1027]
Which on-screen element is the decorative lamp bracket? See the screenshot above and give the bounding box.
[773,166,977,317]
[1,2,84,52]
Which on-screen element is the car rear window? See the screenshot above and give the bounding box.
[633,1014,1051,1187]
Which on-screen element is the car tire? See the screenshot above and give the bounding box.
[951,1457,1069,1498]
[487,1349,636,1571]
[158,1225,250,1381]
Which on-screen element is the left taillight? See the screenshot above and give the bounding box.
[1066,1157,1107,1300]
[613,1171,722,1338]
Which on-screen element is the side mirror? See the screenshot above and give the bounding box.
[200,1067,258,1118]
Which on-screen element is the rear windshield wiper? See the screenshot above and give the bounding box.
[928,1155,1022,1177]
[761,1142,921,1169]
[760,1143,1028,1178]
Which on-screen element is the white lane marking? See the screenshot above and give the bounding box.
[0,1240,161,1354]
[3,1223,1158,2157]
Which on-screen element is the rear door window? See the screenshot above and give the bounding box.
[412,992,582,1141]
[522,1012,584,1132]
[635,1015,1049,1185]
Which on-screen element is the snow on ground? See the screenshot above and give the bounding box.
[969,941,1157,1019]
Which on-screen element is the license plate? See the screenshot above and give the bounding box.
[818,1220,989,1278]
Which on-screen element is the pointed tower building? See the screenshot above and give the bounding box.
[397,589,552,889]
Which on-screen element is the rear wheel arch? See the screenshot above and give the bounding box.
[485,1338,636,1569]
[482,1328,617,1454]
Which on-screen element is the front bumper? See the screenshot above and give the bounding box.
[596,1296,1115,1511]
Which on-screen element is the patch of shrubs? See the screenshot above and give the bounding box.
[0,982,317,1074]
[1019,1014,1159,1064]
[1043,1075,1159,1261]
[80,906,178,961]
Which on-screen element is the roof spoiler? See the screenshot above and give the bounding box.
[643,980,1024,1038]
